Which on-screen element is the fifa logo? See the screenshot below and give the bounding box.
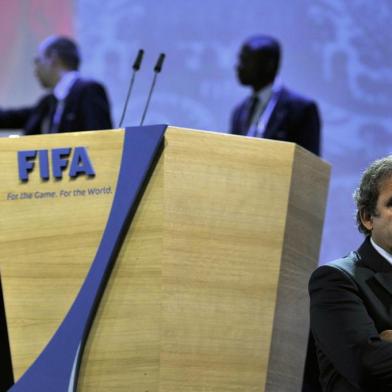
[17,147,95,181]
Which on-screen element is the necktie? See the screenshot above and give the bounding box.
[245,95,259,132]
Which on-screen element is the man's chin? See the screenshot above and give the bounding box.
[237,76,252,87]
[36,77,49,89]
[40,82,50,90]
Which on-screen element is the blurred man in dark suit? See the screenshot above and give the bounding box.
[230,35,321,156]
[309,155,392,391]
[0,35,112,134]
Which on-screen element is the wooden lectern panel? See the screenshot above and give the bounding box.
[160,128,294,391]
[0,130,123,380]
[0,126,330,391]
[265,147,330,391]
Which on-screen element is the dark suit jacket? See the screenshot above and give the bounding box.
[0,78,112,134]
[309,237,392,391]
[230,86,321,156]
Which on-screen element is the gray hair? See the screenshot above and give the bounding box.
[353,155,392,235]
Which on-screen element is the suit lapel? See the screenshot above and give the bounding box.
[374,273,392,298]
[357,237,392,273]
[24,95,52,134]
[263,88,288,139]
[237,97,253,135]
[357,237,392,297]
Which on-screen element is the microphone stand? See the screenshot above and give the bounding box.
[118,49,144,128]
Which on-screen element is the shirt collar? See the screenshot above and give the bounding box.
[53,71,79,101]
[370,237,392,265]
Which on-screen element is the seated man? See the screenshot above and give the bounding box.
[309,155,392,391]
[0,35,112,134]
[230,35,321,156]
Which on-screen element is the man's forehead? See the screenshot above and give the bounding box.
[378,176,392,193]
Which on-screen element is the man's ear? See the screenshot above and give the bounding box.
[360,209,373,231]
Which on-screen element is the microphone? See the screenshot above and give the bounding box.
[118,49,144,128]
[154,53,165,72]
[133,48,144,71]
[140,53,166,126]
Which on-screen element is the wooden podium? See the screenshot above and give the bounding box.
[0,126,330,391]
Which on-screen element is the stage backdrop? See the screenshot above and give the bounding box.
[0,0,391,263]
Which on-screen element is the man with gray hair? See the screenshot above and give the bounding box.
[0,35,112,134]
[309,156,392,391]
